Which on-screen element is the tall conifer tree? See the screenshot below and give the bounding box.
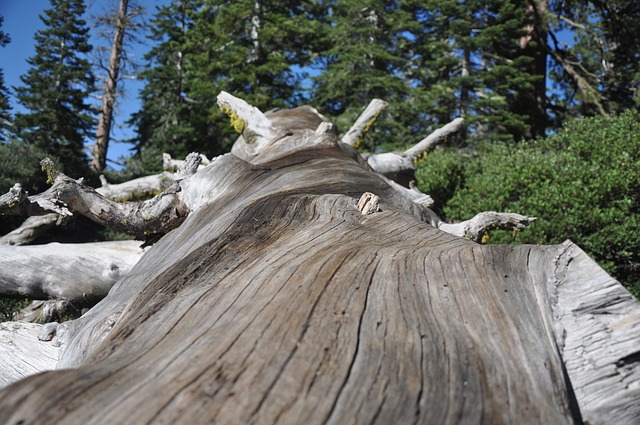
[546,0,640,118]
[129,0,219,169]
[398,0,546,143]
[13,0,95,178]
[0,16,12,142]
[131,0,326,167]
[311,0,410,150]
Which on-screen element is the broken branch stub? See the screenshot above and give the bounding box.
[217,91,276,143]
[341,98,389,147]
[357,192,381,215]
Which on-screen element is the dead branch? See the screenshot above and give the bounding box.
[341,99,389,147]
[0,214,58,246]
[404,117,465,160]
[1,159,189,239]
[437,211,536,243]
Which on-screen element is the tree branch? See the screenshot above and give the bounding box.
[437,212,536,243]
[404,117,465,160]
[547,30,609,116]
[341,99,389,147]
[1,159,189,239]
[0,214,58,246]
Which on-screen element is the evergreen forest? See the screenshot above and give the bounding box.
[0,0,639,319]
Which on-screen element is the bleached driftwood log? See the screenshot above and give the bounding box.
[0,94,637,425]
[1,158,192,246]
[0,241,144,305]
[0,159,193,239]
[0,214,58,246]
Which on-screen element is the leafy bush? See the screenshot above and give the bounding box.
[415,148,472,218]
[417,110,640,297]
[0,141,55,194]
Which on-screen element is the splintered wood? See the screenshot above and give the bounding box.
[357,192,380,215]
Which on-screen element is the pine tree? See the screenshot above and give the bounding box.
[128,0,214,171]
[311,0,411,151]
[0,15,12,142]
[13,0,95,178]
[546,0,640,117]
[399,0,547,143]
[131,0,326,169]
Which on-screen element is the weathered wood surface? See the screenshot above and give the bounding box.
[0,241,145,305]
[548,241,640,425]
[0,97,638,425]
[0,322,60,389]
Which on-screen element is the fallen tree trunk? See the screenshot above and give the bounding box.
[0,93,638,424]
[0,240,144,305]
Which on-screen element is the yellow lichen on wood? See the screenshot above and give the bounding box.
[40,158,59,185]
[219,104,247,134]
[353,111,382,149]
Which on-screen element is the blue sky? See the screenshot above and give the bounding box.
[1,0,170,167]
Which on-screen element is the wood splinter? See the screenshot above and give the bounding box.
[357,192,380,215]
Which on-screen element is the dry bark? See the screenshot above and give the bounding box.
[0,322,60,389]
[0,94,637,425]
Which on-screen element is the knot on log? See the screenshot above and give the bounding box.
[357,192,381,215]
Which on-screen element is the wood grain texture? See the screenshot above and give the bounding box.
[0,322,60,389]
[0,104,637,425]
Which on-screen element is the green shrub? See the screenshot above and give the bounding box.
[418,110,640,297]
[415,148,472,218]
[0,141,56,194]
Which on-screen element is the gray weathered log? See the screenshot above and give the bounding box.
[0,214,58,246]
[0,95,637,425]
[0,240,144,305]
